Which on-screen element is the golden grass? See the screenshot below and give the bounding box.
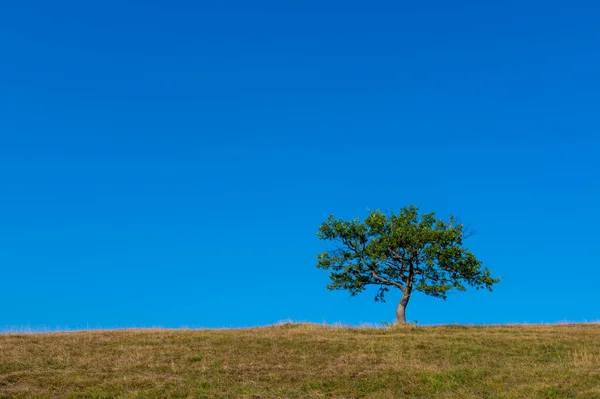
[1,323,599,398]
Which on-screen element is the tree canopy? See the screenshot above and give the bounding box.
[316,205,500,323]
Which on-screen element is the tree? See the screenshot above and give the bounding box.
[316,205,500,324]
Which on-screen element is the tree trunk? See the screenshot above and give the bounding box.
[396,291,411,324]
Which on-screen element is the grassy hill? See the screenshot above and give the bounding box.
[1,323,599,398]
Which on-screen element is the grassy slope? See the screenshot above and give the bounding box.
[0,323,599,398]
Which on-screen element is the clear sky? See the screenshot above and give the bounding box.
[1,1,599,330]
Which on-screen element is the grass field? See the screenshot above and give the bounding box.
[1,323,599,398]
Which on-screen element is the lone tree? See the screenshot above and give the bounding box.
[316,205,500,324]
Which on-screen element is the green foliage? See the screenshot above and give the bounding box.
[316,205,500,306]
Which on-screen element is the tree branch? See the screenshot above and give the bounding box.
[338,235,405,291]
[370,269,405,291]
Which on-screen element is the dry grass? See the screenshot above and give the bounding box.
[1,323,599,398]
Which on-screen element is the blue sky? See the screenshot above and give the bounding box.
[1,1,599,329]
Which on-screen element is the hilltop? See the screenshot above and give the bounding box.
[1,323,599,398]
